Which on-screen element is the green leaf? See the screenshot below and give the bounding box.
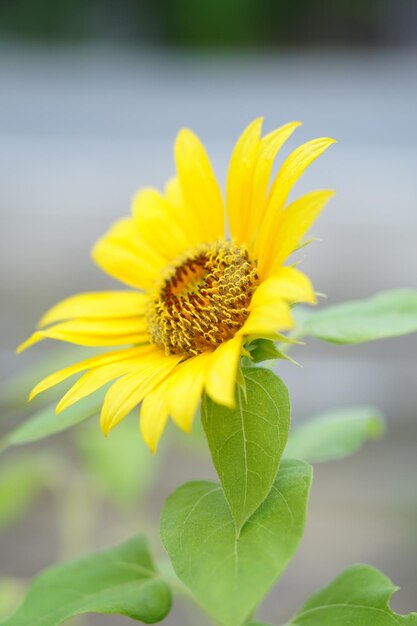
[73,418,156,508]
[287,564,417,625]
[0,347,101,410]
[0,391,105,451]
[1,535,172,626]
[246,338,294,364]
[161,459,312,626]
[284,405,384,463]
[295,289,417,344]
[0,578,25,621]
[0,458,44,527]
[201,367,290,533]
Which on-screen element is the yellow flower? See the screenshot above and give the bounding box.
[18,119,335,451]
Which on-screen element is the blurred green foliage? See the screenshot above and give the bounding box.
[0,457,44,527]
[0,578,25,621]
[0,0,398,48]
[73,418,157,510]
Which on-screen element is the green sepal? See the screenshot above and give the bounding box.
[1,535,172,625]
[161,459,312,626]
[201,366,290,533]
[246,338,297,364]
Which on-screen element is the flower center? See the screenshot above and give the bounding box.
[147,240,259,356]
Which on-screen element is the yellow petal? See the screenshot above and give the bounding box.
[174,129,225,241]
[92,218,166,290]
[165,352,212,432]
[204,335,243,409]
[139,383,170,453]
[245,121,301,246]
[38,291,148,328]
[101,217,164,263]
[17,317,149,352]
[238,300,294,337]
[240,266,315,338]
[267,137,336,214]
[253,267,316,307]
[259,190,335,278]
[56,357,142,414]
[163,176,208,246]
[164,176,184,208]
[28,346,153,401]
[226,117,263,244]
[100,352,181,435]
[255,137,336,264]
[132,187,192,260]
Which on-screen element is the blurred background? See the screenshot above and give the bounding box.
[0,1,417,624]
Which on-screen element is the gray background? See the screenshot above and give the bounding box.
[1,22,417,626]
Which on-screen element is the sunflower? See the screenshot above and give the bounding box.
[18,119,335,451]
